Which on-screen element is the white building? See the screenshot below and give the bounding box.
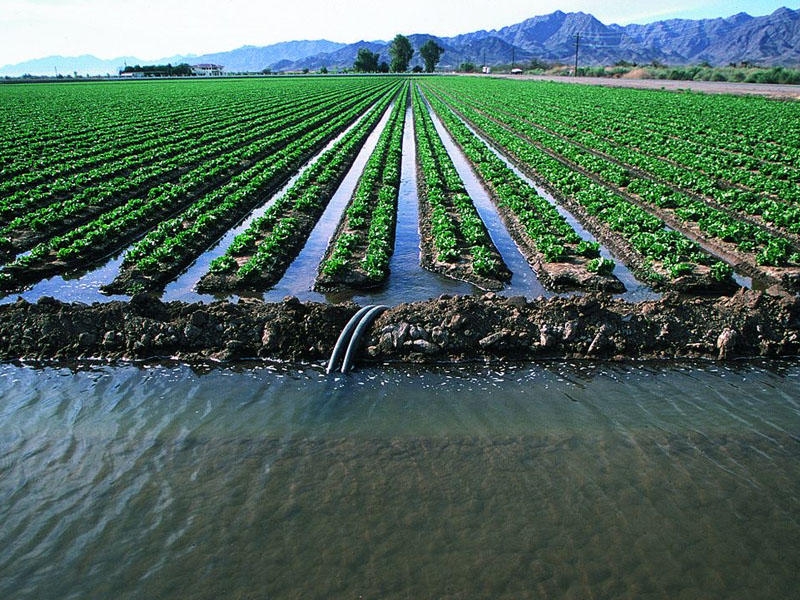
[192,64,224,76]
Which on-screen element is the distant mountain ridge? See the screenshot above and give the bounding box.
[0,40,346,77]
[2,8,797,76]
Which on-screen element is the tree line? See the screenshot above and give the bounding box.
[120,64,194,77]
[354,35,444,73]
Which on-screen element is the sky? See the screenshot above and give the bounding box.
[1,0,796,66]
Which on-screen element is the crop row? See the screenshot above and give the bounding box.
[421,85,622,292]
[454,78,800,174]
[0,84,237,191]
[0,79,398,293]
[428,78,800,257]
[0,81,387,255]
[196,82,405,294]
[315,83,409,290]
[0,79,334,177]
[483,90,800,242]
[0,83,344,200]
[425,81,735,290]
[5,76,796,300]
[412,85,510,290]
[106,83,402,294]
[505,104,797,269]
[0,91,260,192]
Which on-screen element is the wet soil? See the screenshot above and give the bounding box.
[1,289,797,365]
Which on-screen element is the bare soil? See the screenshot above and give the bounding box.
[1,289,798,365]
[504,75,800,101]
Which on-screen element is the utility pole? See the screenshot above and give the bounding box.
[573,34,581,77]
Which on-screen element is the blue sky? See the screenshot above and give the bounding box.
[1,0,795,66]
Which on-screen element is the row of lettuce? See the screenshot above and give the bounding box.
[1,76,798,298]
[422,87,621,292]
[314,85,407,290]
[422,77,800,290]
[0,78,402,293]
[197,82,408,293]
[0,80,377,250]
[410,85,511,289]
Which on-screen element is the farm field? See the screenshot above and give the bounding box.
[3,76,799,600]
[1,75,800,307]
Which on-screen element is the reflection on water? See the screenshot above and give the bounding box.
[1,361,799,599]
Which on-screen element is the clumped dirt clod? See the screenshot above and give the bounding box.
[0,290,797,365]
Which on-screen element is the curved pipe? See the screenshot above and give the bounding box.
[326,305,376,374]
[340,305,388,374]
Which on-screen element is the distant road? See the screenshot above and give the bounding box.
[493,74,800,100]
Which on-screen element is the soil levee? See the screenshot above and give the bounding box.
[1,290,798,365]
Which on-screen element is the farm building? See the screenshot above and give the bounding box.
[192,64,224,76]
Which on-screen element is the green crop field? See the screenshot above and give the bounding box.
[1,75,799,299]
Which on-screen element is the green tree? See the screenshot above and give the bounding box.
[354,48,380,73]
[389,34,414,73]
[419,39,444,73]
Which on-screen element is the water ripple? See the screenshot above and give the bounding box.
[0,361,799,598]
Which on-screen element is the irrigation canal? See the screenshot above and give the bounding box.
[1,360,799,598]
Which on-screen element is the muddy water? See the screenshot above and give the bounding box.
[1,360,799,599]
[0,254,129,306]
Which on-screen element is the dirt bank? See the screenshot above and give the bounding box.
[1,290,798,365]
[498,75,800,100]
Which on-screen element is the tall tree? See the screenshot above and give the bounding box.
[389,34,414,73]
[419,40,444,73]
[354,48,380,73]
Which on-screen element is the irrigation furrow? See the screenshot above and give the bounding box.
[315,84,409,292]
[412,85,511,291]
[0,81,397,295]
[437,94,798,288]
[427,85,737,293]
[162,94,403,302]
[438,111,657,300]
[0,84,388,254]
[107,85,401,295]
[0,85,355,201]
[194,84,403,295]
[421,91,545,298]
[422,85,628,295]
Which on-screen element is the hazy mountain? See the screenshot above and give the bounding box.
[170,40,347,73]
[270,40,387,72]
[0,54,140,77]
[0,40,345,77]
[618,7,800,66]
[2,8,797,77]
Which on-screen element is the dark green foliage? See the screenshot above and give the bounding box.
[419,40,445,73]
[354,48,380,73]
[389,35,414,73]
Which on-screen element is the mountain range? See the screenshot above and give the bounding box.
[2,7,798,77]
